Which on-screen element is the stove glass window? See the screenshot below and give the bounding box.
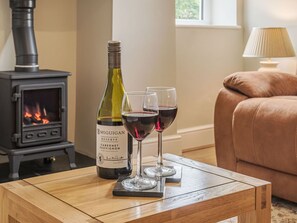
[23,88,61,126]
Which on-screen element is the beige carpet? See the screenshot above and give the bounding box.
[219,197,297,223]
[271,197,297,223]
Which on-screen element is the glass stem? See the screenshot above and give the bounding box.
[157,132,163,167]
[136,141,142,179]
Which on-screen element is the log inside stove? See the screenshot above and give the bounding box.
[23,103,51,125]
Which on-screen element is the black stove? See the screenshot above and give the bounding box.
[0,0,76,180]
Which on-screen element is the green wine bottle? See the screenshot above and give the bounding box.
[96,41,132,179]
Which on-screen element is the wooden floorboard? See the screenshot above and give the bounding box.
[182,146,217,166]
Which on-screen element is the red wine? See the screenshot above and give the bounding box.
[155,106,177,132]
[122,112,158,141]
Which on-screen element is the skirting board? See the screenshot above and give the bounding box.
[76,134,182,160]
[77,124,214,159]
[134,124,214,157]
[133,134,182,158]
[177,124,214,150]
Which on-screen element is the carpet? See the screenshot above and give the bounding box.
[219,197,297,223]
[272,197,297,223]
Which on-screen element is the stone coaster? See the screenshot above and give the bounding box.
[112,176,165,197]
[143,165,182,183]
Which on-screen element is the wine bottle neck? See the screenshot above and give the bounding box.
[108,52,121,69]
[108,68,123,81]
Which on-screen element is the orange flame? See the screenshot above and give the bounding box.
[34,111,42,121]
[24,103,50,125]
[42,119,49,124]
[24,112,32,118]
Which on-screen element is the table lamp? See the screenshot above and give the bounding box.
[243,27,295,71]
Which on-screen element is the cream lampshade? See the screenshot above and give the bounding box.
[243,27,296,72]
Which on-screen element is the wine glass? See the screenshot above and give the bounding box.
[121,91,159,191]
[144,87,177,177]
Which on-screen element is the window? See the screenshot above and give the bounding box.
[176,0,238,27]
[176,0,204,25]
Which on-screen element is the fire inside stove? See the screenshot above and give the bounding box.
[24,103,50,125]
[22,88,61,126]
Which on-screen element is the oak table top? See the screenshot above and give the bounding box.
[0,154,271,223]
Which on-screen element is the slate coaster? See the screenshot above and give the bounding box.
[143,165,182,183]
[113,176,165,198]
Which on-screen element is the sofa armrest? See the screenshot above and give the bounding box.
[224,71,297,98]
[214,88,248,171]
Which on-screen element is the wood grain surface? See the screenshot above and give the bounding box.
[0,154,271,223]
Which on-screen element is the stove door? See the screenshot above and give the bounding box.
[15,82,66,147]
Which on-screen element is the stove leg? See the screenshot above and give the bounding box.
[8,155,23,180]
[65,147,77,169]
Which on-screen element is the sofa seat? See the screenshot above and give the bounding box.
[233,96,297,175]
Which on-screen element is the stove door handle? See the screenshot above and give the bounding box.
[61,106,66,112]
[37,131,47,137]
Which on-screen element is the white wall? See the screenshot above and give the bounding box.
[176,27,243,148]
[112,0,179,156]
[112,0,176,92]
[75,0,179,157]
[76,0,180,158]
[175,0,244,150]
[243,0,297,74]
[0,0,13,71]
[176,27,243,128]
[35,0,77,142]
[112,0,177,133]
[0,0,12,164]
[75,0,112,157]
[212,0,237,26]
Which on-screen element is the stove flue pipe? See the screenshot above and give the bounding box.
[10,0,39,72]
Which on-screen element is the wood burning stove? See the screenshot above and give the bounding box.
[0,0,76,180]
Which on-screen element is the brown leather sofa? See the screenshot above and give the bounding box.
[214,71,297,203]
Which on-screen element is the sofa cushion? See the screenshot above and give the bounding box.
[224,71,297,98]
[232,96,297,175]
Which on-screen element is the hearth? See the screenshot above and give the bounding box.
[0,0,76,180]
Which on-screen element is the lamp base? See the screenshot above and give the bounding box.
[258,61,280,72]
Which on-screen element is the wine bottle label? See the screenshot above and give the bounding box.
[96,124,128,168]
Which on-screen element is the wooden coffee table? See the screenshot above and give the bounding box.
[0,154,271,223]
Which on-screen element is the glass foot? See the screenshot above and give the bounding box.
[144,165,176,177]
[121,176,157,191]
